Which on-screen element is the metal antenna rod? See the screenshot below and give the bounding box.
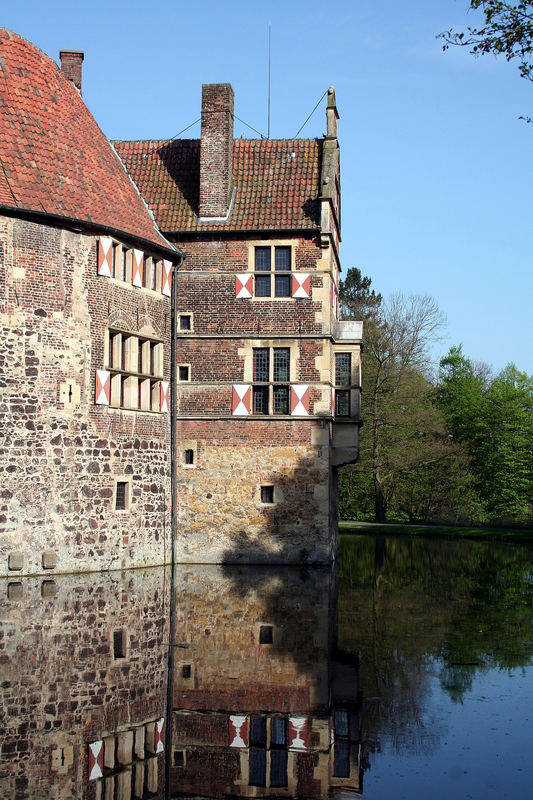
[267,23,271,139]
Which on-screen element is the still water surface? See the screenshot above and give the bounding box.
[0,535,532,798]
[340,535,533,800]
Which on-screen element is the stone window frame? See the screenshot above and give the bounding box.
[247,239,298,301]
[333,346,361,419]
[243,341,298,416]
[114,476,132,512]
[257,483,282,507]
[178,313,193,332]
[105,327,164,412]
[180,440,197,469]
[248,714,291,790]
[108,242,165,294]
[178,363,191,382]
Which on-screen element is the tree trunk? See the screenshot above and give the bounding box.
[372,375,387,522]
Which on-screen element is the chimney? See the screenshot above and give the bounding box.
[326,86,339,139]
[199,84,234,219]
[59,50,84,94]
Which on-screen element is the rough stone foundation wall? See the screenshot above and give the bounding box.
[176,420,332,563]
[0,216,171,576]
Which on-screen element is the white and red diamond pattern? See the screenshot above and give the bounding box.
[88,740,104,780]
[132,249,144,287]
[95,370,110,405]
[232,385,251,415]
[162,260,172,296]
[160,381,170,413]
[235,274,253,299]
[291,273,310,298]
[97,237,113,277]
[290,385,309,416]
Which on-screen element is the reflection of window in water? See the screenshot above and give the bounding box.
[249,716,288,788]
[333,710,351,778]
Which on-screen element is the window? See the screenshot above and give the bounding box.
[106,328,164,411]
[252,347,290,415]
[115,481,129,511]
[260,486,274,504]
[179,314,192,331]
[259,624,273,644]
[181,664,191,679]
[333,710,351,778]
[249,716,288,789]
[179,365,190,382]
[334,353,352,418]
[173,750,185,767]
[113,629,126,659]
[254,245,292,298]
[184,449,194,465]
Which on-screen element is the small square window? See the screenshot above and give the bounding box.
[115,481,129,510]
[260,486,274,504]
[179,365,190,381]
[179,314,192,331]
[259,625,273,644]
[184,449,194,465]
[182,664,191,679]
[173,750,185,767]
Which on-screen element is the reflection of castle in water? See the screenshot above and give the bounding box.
[170,566,362,798]
[0,565,361,798]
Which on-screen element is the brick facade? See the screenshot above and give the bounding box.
[0,216,176,576]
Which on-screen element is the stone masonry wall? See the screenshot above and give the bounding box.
[0,216,172,576]
[0,567,169,799]
[176,420,332,564]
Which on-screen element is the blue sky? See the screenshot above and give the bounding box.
[4,0,532,373]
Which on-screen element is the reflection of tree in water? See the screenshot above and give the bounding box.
[337,535,533,759]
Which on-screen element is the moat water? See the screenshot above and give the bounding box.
[1,535,532,798]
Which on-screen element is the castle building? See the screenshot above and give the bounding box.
[0,32,361,576]
[116,85,362,565]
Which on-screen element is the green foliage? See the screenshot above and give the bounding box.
[439,2,533,84]
[437,346,533,524]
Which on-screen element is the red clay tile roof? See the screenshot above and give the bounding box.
[0,29,173,252]
[113,137,322,233]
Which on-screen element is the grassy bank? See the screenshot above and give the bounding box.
[340,520,533,543]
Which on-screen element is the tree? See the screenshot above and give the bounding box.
[437,346,533,523]
[339,267,382,322]
[439,2,533,83]
[339,269,449,522]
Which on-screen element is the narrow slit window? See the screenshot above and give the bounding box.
[253,348,269,382]
[113,630,126,659]
[184,449,194,465]
[335,353,351,386]
[115,481,128,510]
